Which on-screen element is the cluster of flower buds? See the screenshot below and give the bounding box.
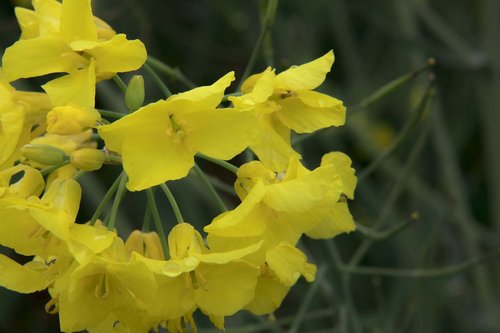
[0,1,356,332]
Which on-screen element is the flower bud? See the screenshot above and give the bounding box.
[125,230,165,260]
[46,105,101,135]
[21,144,67,166]
[125,75,145,111]
[70,148,105,171]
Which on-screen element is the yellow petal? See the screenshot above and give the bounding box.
[60,0,97,43]
[84,34,147,74]
[168,223,197,260]
[266,243,317,286]
[15,7,40,39]
[0,108,25,166]
[198,240,262,264]
[231,68,275,106]
[99,101,195,190]
[244,274,290,315]
[263,164,338,212]
[306,201,356,239]
[122,131,194,191]
[2,36,88,81]
[185,108,258,160]
[0,254,49,293]
[32,0,62,36]
[169,71,235,113]
[274,50,334,91]
[250,114,300,172]
[204,181,268,237]
[42,59,96,108]
[276,91,345,133]
[321,151,357,199]
[195,261,259,316]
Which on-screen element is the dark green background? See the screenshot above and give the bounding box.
[0,0,499,332]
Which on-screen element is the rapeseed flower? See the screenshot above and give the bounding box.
[99,72,259,191]
[230,51,345,170]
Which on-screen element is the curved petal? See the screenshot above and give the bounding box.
[204,181,267,237]
[195,261,259,316]
[2,36,88,81]
[42,59,96,108]
[276,91,345,133]
[60,0,97,43]
[168,71,235,113]
[185,108,258,160]
[274,50,334,91]
[305,201,356,239]
[0,254,49,293]
[84,34,147,74]
[321,151,357,199]
[266,243,316,286]
[244,274,290,315]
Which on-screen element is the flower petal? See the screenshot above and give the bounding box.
[195,261,259,316]
[2,36,88,81]
[42,59,96,108]
[185,108,258,160]
[305,201,356,239]
[84,34,147,74]
[274,50,334,91]
[276,91,345,133]
[60,0,97,43]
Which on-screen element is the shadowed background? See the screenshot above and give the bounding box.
[0,0,499,332]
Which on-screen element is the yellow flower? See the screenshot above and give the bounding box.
[244,243,316,315]
[49,237,157,333]
[3,0,146,82]
[0,164,44,199]
[98,72,259,191]
[0,69,52,169]
[0,178,114,258]
[205,157,342,259]
[132,223,261,326]
[230,51,346,171]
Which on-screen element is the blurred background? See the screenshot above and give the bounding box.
[1,0,499,332]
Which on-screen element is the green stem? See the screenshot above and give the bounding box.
[193,164,227,212]
[146,56,196,89]
[351,58,435,112]
[97,109,125,119]
[72,170,86,181]
[107,173,128,230]
[357,84,434,182]
[146,189,169,258]
[159,183,184,224]
[222,91,243,102]
[342,247,500,278]
[236,0,279,90]
[143,62,172,98]
[112,75,127,93]
[196,153,239,174]
[89,172,124,226]
[356,214,417,241]
[288,267,327,333]
[40,160,70,176]
[349,111,432,266]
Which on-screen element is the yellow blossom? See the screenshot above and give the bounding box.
[230,51,346,171]
[98,72,259,191]
[3,0,146,82]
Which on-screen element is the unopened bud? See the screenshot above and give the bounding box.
[70,148,105,171]
[125,75,145,111]
[21,144,67,166]
[47,105,101,135]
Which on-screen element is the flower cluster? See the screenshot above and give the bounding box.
[0,0,356,332]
